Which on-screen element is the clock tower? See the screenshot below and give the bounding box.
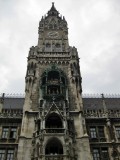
[38,3,69,53]
[17,3,92,160]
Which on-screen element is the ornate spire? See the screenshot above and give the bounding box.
[51,2,56,11]
[47,2,59,16]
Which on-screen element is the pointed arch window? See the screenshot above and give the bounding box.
[45,112,64,133]
[45,138,63,155]
[45,113,62,129]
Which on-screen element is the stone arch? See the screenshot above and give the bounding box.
[58,61,61,65]
[66,61,69,65]
[62,61,65,65]
[45,137,63,155]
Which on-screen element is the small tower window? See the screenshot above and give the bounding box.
[56,43,61,48]
[46,43,51,48]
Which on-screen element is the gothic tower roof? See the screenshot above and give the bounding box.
[39,2,67,33]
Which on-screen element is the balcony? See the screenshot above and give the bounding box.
[45,155,64,160]
[45,128,65,133]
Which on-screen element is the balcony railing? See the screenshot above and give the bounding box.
[45,155,64,160]
[44,128,65,133]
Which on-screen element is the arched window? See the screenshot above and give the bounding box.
[54,24,57,29]
[45,113,62,128]
[49,24,53,29]
[45,138,63,155]
[56,43,61,48]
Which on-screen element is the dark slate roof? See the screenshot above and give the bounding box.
[3,97,24,109]
[83,98,120,110]
[1,95,120,110]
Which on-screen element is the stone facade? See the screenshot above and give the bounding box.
[17,3,92,160]
[0,3,120,160]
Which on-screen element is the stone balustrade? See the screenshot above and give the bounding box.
[84,109,120,118]
[45,155,64,160]
[0,109,23,118]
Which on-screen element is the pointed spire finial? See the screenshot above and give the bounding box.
[101,93,108,114]
[52,2,54,6]
[51,2,56,10]
[101,93,104,99]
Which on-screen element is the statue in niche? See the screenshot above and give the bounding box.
[69,143,74,158]
[31,133,35,158]
[52,42,55,52]
[48,89,50,94]
[72,46,77,54]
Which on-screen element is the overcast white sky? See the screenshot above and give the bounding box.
[0,0,120,95]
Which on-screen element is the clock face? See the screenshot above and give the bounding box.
[47,31,59,38]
